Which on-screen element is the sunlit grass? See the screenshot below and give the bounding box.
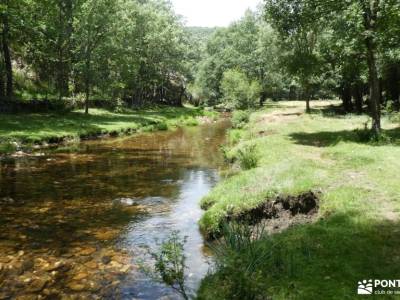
[198,101,400,299]
[0,106,216,152]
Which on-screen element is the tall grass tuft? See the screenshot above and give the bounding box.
[237,144,259,170]
[231,110,251,129]
[207,222,270,300]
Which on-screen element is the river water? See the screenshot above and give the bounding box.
[0,120,229,299]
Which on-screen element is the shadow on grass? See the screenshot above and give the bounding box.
[0,107,203,143]
[289,127,400,147]
[198,212,400,299]
[307,104,350,118]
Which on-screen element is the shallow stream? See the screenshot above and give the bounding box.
[0,120,229,299]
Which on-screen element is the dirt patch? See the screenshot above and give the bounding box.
[230,191,320,235]
[257,108,304,125]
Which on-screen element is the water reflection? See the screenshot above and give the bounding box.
[0,120,229,299]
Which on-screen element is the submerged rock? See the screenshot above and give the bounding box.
[79,247,96,256]
[0,197,15,204]
[112,198,137,206]
[43,261,70,273]
[67,281,86,292]
[101,256,111,265]
[72,272,89,281]
[84,261,98,269]
[26,278,48,292]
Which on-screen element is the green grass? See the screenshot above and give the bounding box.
[0,106,217,153]
[198,101,400,299]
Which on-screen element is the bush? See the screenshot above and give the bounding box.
[156,122,168,131]
[202,222,269,300]
[149,231,190,300]
[221,69,261,110]
[231,110,250,129]
[228,129,244,145]
[237,144,259,170]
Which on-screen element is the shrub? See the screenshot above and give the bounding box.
[237,144,259,170]
[228,129,244,144]
[221,69,261,110]
[231,110,250,129]
[156,122,168,131]
[150,231,190,300]
[204,222,269,300]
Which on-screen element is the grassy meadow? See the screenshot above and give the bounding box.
[198,101,400,299]
[0,106,215,154]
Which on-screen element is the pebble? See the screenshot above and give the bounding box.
[73,272,89,281]
[67,281,86,292]
[79,247,96,256]
[26,278,48,292]
[101,256,111,265]
[120,265,130,273]
[44,261,70,272]
[21,260,34,272]
[84,261,98,269]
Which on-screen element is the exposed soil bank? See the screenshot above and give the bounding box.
[233,191,320,235]
[202,191,320,239]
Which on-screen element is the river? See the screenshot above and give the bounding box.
[0,120,229,299]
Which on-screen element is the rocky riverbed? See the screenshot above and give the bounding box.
[0,120,229,299]
[0,242,134,299]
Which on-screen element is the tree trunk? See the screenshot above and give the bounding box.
[342,84,353,113]
[362,0,381,135]
[57,0,73,100]
[352,83,363,114]
[0,57,4,100]
[84,59,91,115]
[365,39,381,134]
[304,83,311,113]
[387,63,400,111]
[1,7,13,98]
[305,97,310,113]
[0,74,4,100]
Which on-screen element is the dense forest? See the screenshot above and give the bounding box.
[0,0,203,112]
[1,0,399,135]
[1,0,400,299]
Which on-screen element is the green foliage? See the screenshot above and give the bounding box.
[201,223,269,300]
[0,106,209,151]
[221,70,261,110]
[199,101,400,298]
[190,10,286,108]
[227,129,244,145]
[231,110,251,129]
[236,144,259,170]
[151,231,190,300]
[5,0,191,108]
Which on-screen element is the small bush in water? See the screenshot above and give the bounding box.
[151,231,190,299]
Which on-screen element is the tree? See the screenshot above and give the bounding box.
[191,9,288,108]
[221,69,261,110]
[309,0,399,133]
[73,0,117,114]
[0,0,14,98]
[265,0,323,113]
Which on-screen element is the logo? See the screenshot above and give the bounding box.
[358,280,373,295]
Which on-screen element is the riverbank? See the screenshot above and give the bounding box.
[0,106,217,154]
[198,101,400,299]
